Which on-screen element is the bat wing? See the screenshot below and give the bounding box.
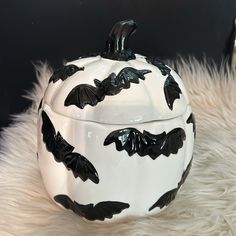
[54,194,130,221]
[178,157,193,187]
[49,68,62,83]
[54,194,74,210]
[160,128,186,157]
[49,64,83,83]
[164,75,182,110]
[187,113,196,137]
[38,98,43,112]
[104,128,147,156]
[75,201,130,221]
[117,67,151,88]
[41,111,56,152]
[53,132,74,162]
[146,57,171,76]
[144,128,186,159]
[149,188,178,211]
[63,152,99,184]
[64,84,105,109]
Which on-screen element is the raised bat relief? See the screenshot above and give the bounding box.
[146,57,182,110]
[187,113,196,137]
[164,75,182,110]
[49,64,84,83]
[41,111,99,184]
[64,67,151,109]
[104,127,186,159]
[54,194,130,221]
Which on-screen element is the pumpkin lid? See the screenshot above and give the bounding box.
[42,20,189,124]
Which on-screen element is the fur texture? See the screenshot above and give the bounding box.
[0,59,236,236]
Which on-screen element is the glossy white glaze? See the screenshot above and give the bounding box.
[44,54,189,124]
[38,54,194,222]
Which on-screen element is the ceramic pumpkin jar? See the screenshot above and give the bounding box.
[37,20,195,222]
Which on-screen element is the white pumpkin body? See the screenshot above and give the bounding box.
[37,20,195,222]
[37,54,194,222]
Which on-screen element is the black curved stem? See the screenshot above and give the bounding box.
[101,19,137,61]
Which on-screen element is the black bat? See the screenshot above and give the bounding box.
[64,84,105,109]
[187,113,196,137]
[149,157,193,211]
[164,75,182,110]
[54,194,130,221]
[41,111,99,184]
[146,57,182,110]
[49,64,84,83]
[104,127,186,160]
[38,98,43,112]
[146,57,171,76]
[64,67,151,109]
[149,188,178,211]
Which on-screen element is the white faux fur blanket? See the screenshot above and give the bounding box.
[0,58,236,236]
